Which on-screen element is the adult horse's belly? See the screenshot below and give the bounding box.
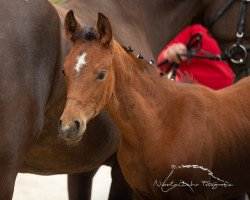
[20,111,120,175]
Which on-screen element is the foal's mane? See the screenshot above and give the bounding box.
[119,45,198,85]
[118,44,158,77]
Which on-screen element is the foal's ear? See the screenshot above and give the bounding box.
[97,13,113,46]
[65,10,80,40]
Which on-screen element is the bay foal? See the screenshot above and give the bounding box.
[59,12,250,199]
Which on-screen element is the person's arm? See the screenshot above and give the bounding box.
[157,26,194,65]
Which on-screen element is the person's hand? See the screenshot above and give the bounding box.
[163,43,187,64]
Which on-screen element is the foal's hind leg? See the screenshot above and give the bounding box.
[108,154,133,200]
[68,168,99,200]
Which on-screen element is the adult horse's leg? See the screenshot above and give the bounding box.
[68,168,98,200]
[0,166,17,199]
[0,78,46,199]
[0,0,61,198]
[108,154,133,200]
[0,84,43,199]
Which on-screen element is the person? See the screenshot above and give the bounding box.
[157,24,235,90]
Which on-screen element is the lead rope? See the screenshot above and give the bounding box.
[207,0,235,30]
[157,33,225,80]
[158,33,205,80]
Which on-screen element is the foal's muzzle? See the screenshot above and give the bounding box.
[58,119,86,142]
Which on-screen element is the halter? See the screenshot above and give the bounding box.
[158,0,250,80]
[208,0,250,64]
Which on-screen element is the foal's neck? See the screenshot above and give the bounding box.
[106,41,176,148]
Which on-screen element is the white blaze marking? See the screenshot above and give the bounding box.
[75,52,87,72]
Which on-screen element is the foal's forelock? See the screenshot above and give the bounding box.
[71,27,99,43]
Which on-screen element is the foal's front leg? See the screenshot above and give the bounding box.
[108,153,133,200]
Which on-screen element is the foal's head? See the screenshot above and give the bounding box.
[59,11,115,142]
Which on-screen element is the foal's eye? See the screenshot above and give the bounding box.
[62,69,65,76]
[97,71,106,80]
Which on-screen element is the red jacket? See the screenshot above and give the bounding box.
[157,24,234,90]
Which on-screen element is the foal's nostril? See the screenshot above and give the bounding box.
[74,120,80,130]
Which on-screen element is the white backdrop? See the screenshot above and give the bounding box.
[13,166,111,200]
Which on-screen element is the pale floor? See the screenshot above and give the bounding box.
[13,166,111,200]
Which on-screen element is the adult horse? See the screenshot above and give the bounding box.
[59,12,250,199]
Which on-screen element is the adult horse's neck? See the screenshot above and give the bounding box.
[58,0,202,59]
[56,0,250,76]
[106,41,177,149]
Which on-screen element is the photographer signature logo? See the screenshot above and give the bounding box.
[153,165,234,193]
